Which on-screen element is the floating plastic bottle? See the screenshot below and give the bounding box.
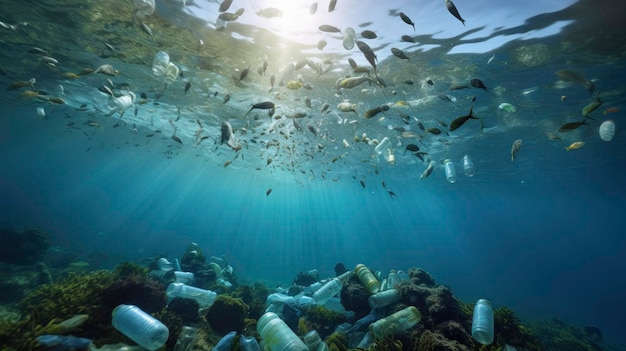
[312,278,343,305]
[374,137,391,155]
[112,304,169,351]
[164,62,179,86]
[386,270,400,289]
[239,335,262,351]
[444,159,457,183]
[463,155,475,177]
[472,299,494,345]
[152,51,170,76]
[174,326,198,351]
[257,312,309,351]
[303,330,329,351]
[108,92,135,115]
[368,288,401,309]
[355,264,381,294]
[166,283,217,309]
[37,107,45,118]
[342,27,356,50]
[498,102,516,113]
[369,306,421,338]
[599,120,615,141]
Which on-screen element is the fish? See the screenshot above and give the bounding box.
[361,30,377,39]
[287,80,303,90]
[545,132,561,140]
[317,39,327,50]
[245,101,275,117]
[426,79,434,85]
[582,92,603,117]
[364,105,389,119]
[95,64,118,76]
[223,92,231,104]
[218,12,240,21]
[356,41,378,76]
[257,7,283,18]
[603,107,620,115]
[399,12,415,31]
[470,78,488,91]
[404,144,420,154]
[310,2,318,14]
[511,139,523,163]
[319,24,341,33]
[338,102,357,114]
[184,81,191,94]
[450,84,469,90]
[269,74,275,91]
[445,0,466,26]
[293,118,302,131]
[338,75,376,89]
[386,189,396,199]
[172,135,183,144]
[359,179,366,188]
[558,120,588,133]
[307,124,317,136]
[239,66,250,81]
[391,48,409,60]
[266,188,272,196]
[450,106,480,131]
[320,103,330,113]
[401,35,415,43]
[7,78,36,90]
[420,161,434,179]
[328,0,337,12]
[426,128,443,135]
[219,0,233,12]
[305,97,312,108]
[348,58,358,69]
[565,141,585,151]
[221,121,239,150]
[487,54,495,64]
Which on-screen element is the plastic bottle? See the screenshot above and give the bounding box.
[173,326,198,351]
[133,0,155,19]
[164,62,179,86]
[166,283,217,309]
[599,120,615,141]
[174,271,194,284]
[152,51,170,76]
[172,258,182,271]
[108,92,135,115]
[111,304,169,351]
[368,289,401,309]
[312,278,342,305]
[444,159,457,183]
[374,137,391,155]
[386,270,400,289]
[257,312,308,351]
[369,306,421,337]
[472,299,494,345]
[342,27,356,50]
[463,155,475,177]
[385,148,396,165]
[355,264,381,294]
[303,330,329,351]
[240,335,262,351]
[37,107,45,118]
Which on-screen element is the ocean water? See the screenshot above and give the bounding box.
[1,0,625,346]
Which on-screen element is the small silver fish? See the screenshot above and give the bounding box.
[511,139,523,163]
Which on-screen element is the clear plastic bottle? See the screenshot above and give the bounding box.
[164,62,179,86]
[355,264,381,294]
[463,155,475,177]
[152,51,170,76]
[108,92,135,115]
[444,159,457,183]
[472,299,494,345]
[385,148,396,165]
[257,312,309,351]
[174,271,194,284]
[133,0,155,19]
[342,27,356,50]
[386,270,400,289]
[599,120,615,141]
[312,278,343,305]
[369,306,421,337]
[368,288,401,309]
[174,326,198,351]
[111,304,169,351]
[166,283,216,309]
[240,335,262,351]
[303,330,329,351]
[374,137,391,155]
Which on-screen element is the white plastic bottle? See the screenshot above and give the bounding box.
[108,92,135,115]
[463,155,475,177]
[152,51,170,76]
[472,299,494,345]
[112,304,169,351]
[166,283,217,309]
[369,306,421,337]
[444,159,457,183]
[374,137,391,155]
[599,120,615,141]
[164,62,179,86]
[312,278,343,305]
[368,289,401,309]
[257,312,308,351]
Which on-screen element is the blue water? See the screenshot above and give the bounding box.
[1,0,626,346]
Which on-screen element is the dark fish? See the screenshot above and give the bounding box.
[450,84,469,90]
[558,120,589,133]
[364,104,390,119]
[266,188,272,197]
[361,30,377,39]
[450,106,480,131]
[219,0,233,12]
[359,179,366,188]
[438,94,453,102]
[307,124,317,136]
[293,118,302,131]
[399,12,415,31]
[319,24,341,33]
[391,48,409,60]
[245,101,275,116]
[348,58,358,69]
[404,80,414,85]
[221,121,239,150]
[511,139,523,163]
[184,81,191,94]
[239,66,250,81]
[382,180,386,188]
[140,92,147,99]
[470,78,488,91]
[446,0,466,26]
[320,103,330,113]
[415,152,428,162]
[426,79,433,85]
[328,0,337,12]
[172,135,183,144]
[415,119,425,131]
[310,2,318,15]
[317,39,327,50]
[386,189,396,199]
[401,35,415,43]
[356,41,377,74]
[404,144,420,154]
[223,92,231,104]
[426,128,443,135]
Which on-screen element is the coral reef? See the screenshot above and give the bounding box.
[299,305,347,338]
[529,318,604,351]
[231,283,271,321]
[294,270,319,286]
[205,295,249,334]
[325,332,349,351]
[339,274,371,320]
[167,297,201,324]
[0,227,50,265]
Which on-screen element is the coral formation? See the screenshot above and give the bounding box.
[339,274,371,320]
[529,318,605,351]
[205,295,249,334]
[231,283,271,321]
[299,305,346,338]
